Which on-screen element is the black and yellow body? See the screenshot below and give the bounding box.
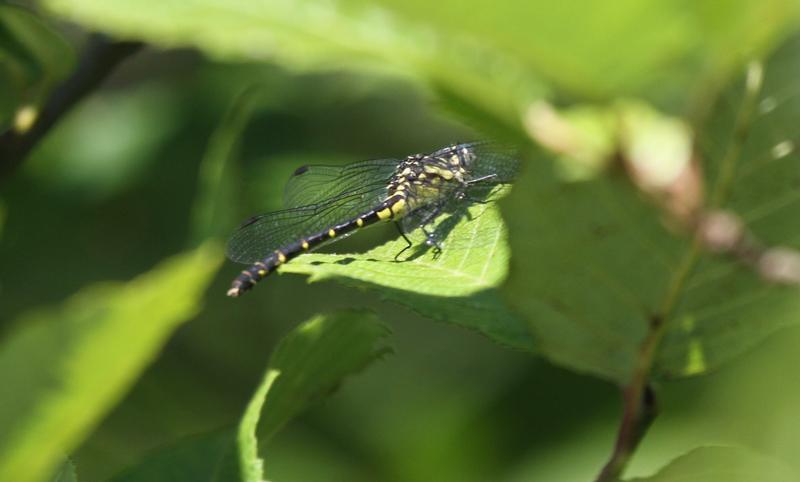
[227,193,407,296]
[226,142,514,297]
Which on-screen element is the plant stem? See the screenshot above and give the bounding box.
[595,61,764,482]
[595,318,663,482]
[0,33,142,181]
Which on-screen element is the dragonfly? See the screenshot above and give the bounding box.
[225,141,519,297]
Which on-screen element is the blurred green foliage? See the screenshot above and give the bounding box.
[0,3,73,128]
[1,1,800,481]
[0,243,221,482]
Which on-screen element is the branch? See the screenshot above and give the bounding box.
[595,317,664,482]
[0,33,143,181]
[595,61,764,482]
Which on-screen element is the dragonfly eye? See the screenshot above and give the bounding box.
[460,147,476,168]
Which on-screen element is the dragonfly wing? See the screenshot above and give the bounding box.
[283,158,399,208]
[464,141,521,184]
[227,183,389,264]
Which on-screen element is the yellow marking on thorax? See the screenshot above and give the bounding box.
[258,269,267,276]
[423,165,454,180]
[328,228,337,238]
[356,218,364,227]
[301,240,310,250]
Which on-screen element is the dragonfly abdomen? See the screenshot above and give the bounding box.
[227,194,406,297]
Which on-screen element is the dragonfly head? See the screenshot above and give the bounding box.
[459,145,477,170]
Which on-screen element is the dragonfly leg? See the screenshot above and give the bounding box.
[467,173,498,185]
[421,225,443,258]
[394,222,413,261]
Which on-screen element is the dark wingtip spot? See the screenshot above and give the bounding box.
[292,165,310,176]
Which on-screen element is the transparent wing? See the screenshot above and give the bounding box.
[447,141,521,184]
[283,158,399,208]
[227,183,388,263]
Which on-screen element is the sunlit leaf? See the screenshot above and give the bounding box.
[239,310,391,482]
[360,0,798,102]
[43,0,545,139]
[0,242,223,482]
[276,186,535,351]
[282,189,509,297]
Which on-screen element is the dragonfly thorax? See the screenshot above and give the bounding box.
[385,150,470,213]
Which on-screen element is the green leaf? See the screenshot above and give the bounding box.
[361,0,798,101]
[504,163,676,382]
[626,446,797,482]
[105,310,388,482]
[282,189,509,297]
[238,310,391,482]
[657,39,800,377]
[277,186,536,352]
[43,0,544,139]
[0,242,223,482]
[505,36,800,383]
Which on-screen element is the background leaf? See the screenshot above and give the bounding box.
[108,430,240,482]
[43,0,546,140]
[347,0,796,102]
[505,35,800,384]
[0,242,223,482]
[626,446,797,482]
[239,310,391,482]
[105,310,389,482]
